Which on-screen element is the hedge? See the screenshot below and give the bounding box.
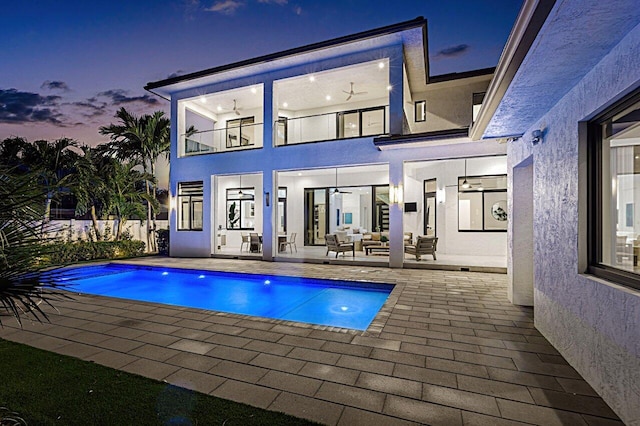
[47,240,146,265]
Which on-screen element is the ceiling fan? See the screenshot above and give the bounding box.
[332,168,352,194]
[231,99,241,116]
[342,82,367,101]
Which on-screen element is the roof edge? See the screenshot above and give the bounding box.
[145,16,427,92]
[469,0,557,141]
[429,67,495,84]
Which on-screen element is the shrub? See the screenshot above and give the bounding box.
[47,240,146,265]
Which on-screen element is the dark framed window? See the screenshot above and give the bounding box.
[276,117,288,145]
[178,181,203,231]
[588,88,640,290]
[415,100,426,122]
[226,116,255,148]
[337,106,386,139]
[226,188,255,230]
[458,174,507,232]
[278,187,287,234]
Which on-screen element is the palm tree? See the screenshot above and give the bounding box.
[72,146,107,240]
[99,108,170,251]
[101,159,157,241]
[0,167,68,325]
[20,138,79,224]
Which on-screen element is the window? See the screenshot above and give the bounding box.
[458,175,507,231]
[337,107,386,139]
[226,117,255,148]
[276,117,288,145]
[472,92,485,124]
[226,188,255,230]
[588,89,640,289]
[415,100,426,122]
[178,182,203,231]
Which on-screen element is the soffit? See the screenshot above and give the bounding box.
[483,0,640,138]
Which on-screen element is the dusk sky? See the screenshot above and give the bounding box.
[0,0,523,146]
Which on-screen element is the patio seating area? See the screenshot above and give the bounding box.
[0,258,620,425]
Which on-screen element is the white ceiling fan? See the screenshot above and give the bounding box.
[342,82,367,101]
[231,99,241,116]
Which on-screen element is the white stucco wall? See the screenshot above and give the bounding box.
[507,23,640,424]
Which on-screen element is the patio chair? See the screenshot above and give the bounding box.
[249,232,262,253]
[280,232,297,253]
[240,233,250,252]
[325,234,355,258]
[404,236,438,261]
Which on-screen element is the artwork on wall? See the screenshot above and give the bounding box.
[344,212,353,224]
[484,193,508,230]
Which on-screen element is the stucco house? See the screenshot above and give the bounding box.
[146,0,640,422]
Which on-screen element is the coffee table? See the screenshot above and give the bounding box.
[365,245,389,255]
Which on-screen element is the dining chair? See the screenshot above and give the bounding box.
[282,232,297,253]
[240,233,250,252]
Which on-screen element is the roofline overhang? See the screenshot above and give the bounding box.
[145,16,428,96]
[373,128,470,150]
[469,0,557,141]
[428,67,495,85]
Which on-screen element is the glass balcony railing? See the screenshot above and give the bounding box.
[181,123,263,156]
[275,105,388,146]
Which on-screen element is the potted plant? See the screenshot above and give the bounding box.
[380,235,389,246]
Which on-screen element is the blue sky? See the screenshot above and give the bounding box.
[0,0,523,145]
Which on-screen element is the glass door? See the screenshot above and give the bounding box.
[304,188,328,245]
[373,185,390,232]
[424,179,436,236]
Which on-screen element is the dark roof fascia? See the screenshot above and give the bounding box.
[373,128,469,149]
[145,16,428,92]
[429,67,496,84]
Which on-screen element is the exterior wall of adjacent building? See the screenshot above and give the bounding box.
[507,23,640,423]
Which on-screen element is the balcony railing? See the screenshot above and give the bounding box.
[276,105,388,146]
[181,123,264,156]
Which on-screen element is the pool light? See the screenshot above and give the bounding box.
[162,272,169,276]
[264,280,271,285]
[341,306,349,311]
[198,275,205,279]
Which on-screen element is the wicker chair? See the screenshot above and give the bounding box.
[404,236,438,261]
[325,234,355,258]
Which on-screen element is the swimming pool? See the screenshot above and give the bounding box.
[57,264,393,330]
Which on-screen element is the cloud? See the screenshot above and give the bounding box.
[167,70,186,79]
[96,89,159,106]
[41,80,71,91]
[257,0,287,4]
[205,0,245,14]
[0,88,64,124]
[434,44,471,59]
[292,5,302,15]
[71,100,108,118]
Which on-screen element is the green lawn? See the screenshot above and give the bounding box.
[0,339,317,425]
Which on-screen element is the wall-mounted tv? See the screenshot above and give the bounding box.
[404,202,418,212]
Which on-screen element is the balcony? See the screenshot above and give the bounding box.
[275,106,388,146]
[182,122,264,156]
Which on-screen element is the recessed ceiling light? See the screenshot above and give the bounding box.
[251,87,257,94]
[297,172,302,176]
[217,105,222,111]
[200,97,207,103]
[635,155,639,159]
[283,102,288,108]
[325,95,331,101]
[378,62,385,69]
[386,85,392,91]
[309,75,315,82]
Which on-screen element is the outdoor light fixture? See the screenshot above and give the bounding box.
[265,191,270,207]
[390,184,403,204]
[462,159,471,189]
[238,175,243,197]
[531,129,543,145]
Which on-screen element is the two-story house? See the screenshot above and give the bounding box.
[145,17,508,270]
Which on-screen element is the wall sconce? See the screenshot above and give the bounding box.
[264,191,270,207]
[390,184,403,204]
[531,129,543,145]
[437,188,446,204]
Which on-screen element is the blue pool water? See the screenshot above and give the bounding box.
[57,264,393,330]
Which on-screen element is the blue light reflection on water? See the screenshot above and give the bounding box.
[59,264,392,330]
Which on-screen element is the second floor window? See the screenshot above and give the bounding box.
[337,106,386,139]
[226,116,255,148]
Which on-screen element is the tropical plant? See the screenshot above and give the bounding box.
[99,108,170,251]
[20,138,79,224]
[0,167,68,326]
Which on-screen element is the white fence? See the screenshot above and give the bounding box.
[47,219,169,244]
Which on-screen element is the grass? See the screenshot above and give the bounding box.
[0,339,317,425]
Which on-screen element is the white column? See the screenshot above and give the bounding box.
[262,80,274,260]
[387,45,404,136]
[510,157,534,305]
[389,160,404,268]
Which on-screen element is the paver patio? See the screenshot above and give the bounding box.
[0,258,623,425]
